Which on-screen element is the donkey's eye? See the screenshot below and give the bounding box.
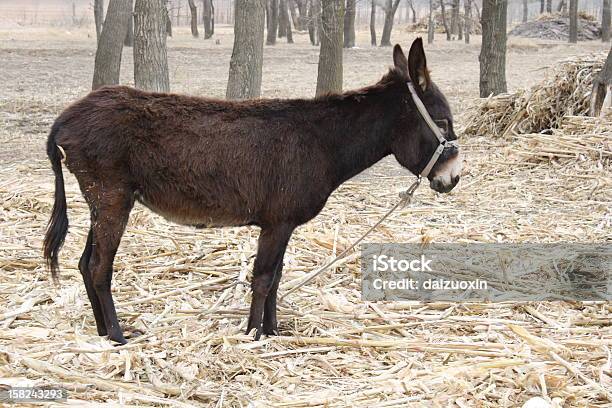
[435,119,449,135]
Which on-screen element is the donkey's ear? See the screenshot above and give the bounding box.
[408,38,430,92]
[393,44,409,78]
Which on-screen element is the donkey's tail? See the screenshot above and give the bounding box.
[43,120,68,285]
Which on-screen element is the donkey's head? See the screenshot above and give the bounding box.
[389,38,462,193]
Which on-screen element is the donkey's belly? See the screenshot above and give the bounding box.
[134,190,255,228]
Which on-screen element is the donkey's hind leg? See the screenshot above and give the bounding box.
[78,228,107,336]
[88,190,134,344]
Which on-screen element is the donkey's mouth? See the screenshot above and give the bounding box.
[430,175,459,193]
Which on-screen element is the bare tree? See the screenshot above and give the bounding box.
[134,0,170,92]
[283,0,294,42]
[308,0,321,45]
[590,45,612,116]
[465,0,471,43]
[279,0,288,37]
[188,0,199,37]
[408,0,417,23]
[603,0,611,42]
[124,0,134,46]
[380,0,401,46]
[557,0,567,12]
[297,0,308,30]
[479,0,507,97]
[164,0,173,36]
[92,0,132,90]
[370,0,377,45]
[428,0,435,43]
[266,0,279,45]
[202,0,214,39]
[569,0,577,43]
[227,0,266,99]
[522,0,528,22]
[344,0,356,48]
[289,0,301,29]
[94,0,105,43]
[451,0,459,39]
[540,0,544,13]
[316,0,343,96]
[440,0,451,40]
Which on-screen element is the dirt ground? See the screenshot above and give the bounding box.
[0,25,610,407]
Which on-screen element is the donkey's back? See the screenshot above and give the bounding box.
[53,86,332,228]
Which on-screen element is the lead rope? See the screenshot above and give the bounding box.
[279,176,422,301]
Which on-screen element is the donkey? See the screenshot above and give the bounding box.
[44,39,461,344]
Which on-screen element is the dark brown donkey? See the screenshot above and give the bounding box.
[44,39,461,344]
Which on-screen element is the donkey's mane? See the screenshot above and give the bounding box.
[315,68,407,103]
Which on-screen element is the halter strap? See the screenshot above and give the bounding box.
[406,82,457,179]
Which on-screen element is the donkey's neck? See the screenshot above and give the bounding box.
[315,82,402,188]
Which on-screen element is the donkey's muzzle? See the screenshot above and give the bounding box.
[431,175,459,193]
[429,150,462,193]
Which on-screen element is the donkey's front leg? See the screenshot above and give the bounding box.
[246,224,293,340]
[262,257,285,335]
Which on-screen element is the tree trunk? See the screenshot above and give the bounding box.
[556,0,566,12]
[465,0,471,43]
[283,0,294,42]
[279,0,288,37]
[316,0,343,96]
[164,0,173,36]
[409,0,417,23]
[307,0,321,45]
[188,0,199,37]
[203,0,214,38]
[134,0,170,92]
[296,0,308,30]
[602,0,611,42]
[308,0,317,45]
[124,0,134,47]
[94,0,105,43]
[451,0,459,38]
[540,0,544,13]
[479,0,507,97]
[380,0,401,46]
[546,0,552,12]
[226,0,266,99]
[440,0,451,40]
[523,0,528,22]
[428,0,434,43]
[569,0,578,43]
[370,0,377,45]
[289,0,301,29]
[92,0,131,90]
[266,0,279,45]
[590,45,612,116]
[344,0,355,48]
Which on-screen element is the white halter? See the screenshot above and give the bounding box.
[406,82,458,179]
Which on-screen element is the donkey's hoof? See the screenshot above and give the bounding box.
[246,326,263,341]
[109,335,128,346]
[262,326,279,336]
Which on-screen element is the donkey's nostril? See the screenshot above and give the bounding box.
[452,175,460,185]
